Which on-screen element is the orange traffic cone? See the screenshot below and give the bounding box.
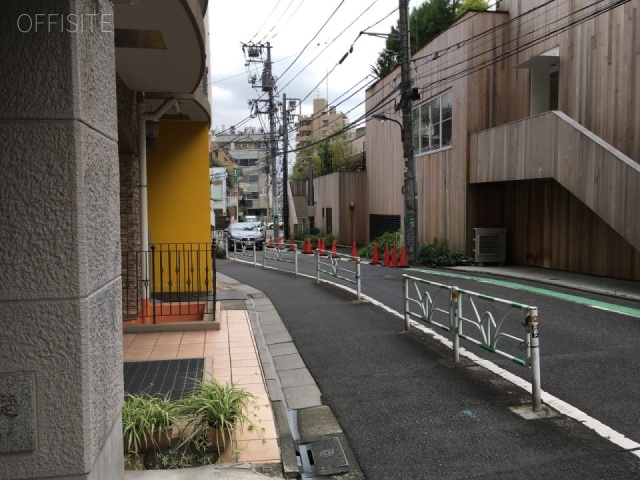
[398,245,408,268]
[277,236,284,250]
[351,241,358,257]
[383,244,390,266]
[331,240,339,258]
[268,236,274,248]
[289,237,295,251]
[391,245,398,267]
[370,244,380,265]
[318,238,327,256]
[303,238,313,254]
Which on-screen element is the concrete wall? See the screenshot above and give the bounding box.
[0,1,124,478]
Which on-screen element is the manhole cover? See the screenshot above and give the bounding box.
[297,437,349,476]
[123,358,204,402]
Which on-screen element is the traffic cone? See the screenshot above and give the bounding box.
[391,245,399,267]
[289,237,295,251]
[370,244,380,265]
[383,244,390,266]
[351,241,358,257]
[303,238,313,254]
[398,245,408,268]
[331,240,339,258]
[319,238,327,256]
[268,236,274,248]
[277,236,284,250]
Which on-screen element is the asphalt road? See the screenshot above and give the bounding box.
[219,251,640,478]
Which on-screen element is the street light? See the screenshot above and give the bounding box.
[372,114,403,135]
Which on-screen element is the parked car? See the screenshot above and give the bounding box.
[267,221,284,229]
[226,222,264,250]
[243,215,262,230]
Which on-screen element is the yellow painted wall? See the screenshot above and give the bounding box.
[148,121,210,245]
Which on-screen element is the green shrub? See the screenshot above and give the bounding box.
[122,393,177,454]
[358,231,403,258]
[414,239,475,267]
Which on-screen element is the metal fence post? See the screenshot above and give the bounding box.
[528,306,541,412]
[356,257,361,301]
[451,287,459,363]
[315,251,320,284]
[294,247,299,277]
[253,244,257,265]
[403,276,410,332]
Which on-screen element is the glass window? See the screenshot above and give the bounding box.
[412,90,453,154]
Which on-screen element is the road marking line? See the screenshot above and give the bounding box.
[314,275,640,456]
[408,267,640,318]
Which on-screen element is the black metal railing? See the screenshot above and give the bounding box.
[122,243,216,323]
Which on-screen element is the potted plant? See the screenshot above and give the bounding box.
[122,393,177,455]
[179,379,259,452]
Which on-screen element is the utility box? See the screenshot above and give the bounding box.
[472,228,506,264]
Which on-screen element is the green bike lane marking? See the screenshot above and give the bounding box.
[407,267,640,318]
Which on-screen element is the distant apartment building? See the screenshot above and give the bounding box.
[214,126,270,221]
[295,98,348,149]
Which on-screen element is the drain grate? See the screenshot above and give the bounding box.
[297,437,349,477]
[123,358,204,402]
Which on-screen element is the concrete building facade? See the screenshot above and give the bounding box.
[295,98,348,149]
[0,0,211,478]
[215,127,270,221]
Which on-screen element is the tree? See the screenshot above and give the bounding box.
[372,0,459,79]
[455,0,489,17]
[290,129,357,181]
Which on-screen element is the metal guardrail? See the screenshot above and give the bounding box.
[316,250,362,301]
[402,274,541,411]
[122,243,216,323]
[229,240,259,263]
[263,245,298,276]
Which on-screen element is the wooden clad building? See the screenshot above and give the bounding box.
[365,0,640,280]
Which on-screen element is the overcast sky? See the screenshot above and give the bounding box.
[206,1,411,133]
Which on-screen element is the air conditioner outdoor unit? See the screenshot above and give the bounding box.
[472,228,506,264]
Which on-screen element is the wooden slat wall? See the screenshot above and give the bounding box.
[366,12,510,251]
[313,172,367,244]
[365,0,639,278]
[500,0,640,162]
[470,111,640,253]
[472,180,640,280]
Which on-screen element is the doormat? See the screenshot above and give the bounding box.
[123,358,204,402]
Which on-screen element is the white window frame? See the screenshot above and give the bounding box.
[413,89,453,155]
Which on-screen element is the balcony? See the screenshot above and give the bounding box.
[469,111,640,252]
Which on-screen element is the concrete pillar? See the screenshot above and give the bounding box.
[0,1,124,479]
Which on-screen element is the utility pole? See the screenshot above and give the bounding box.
[281,95,301,240]
[242,41,279,238]
[282,93,289,240]
[263,42,280,240]
[399,0,417,262]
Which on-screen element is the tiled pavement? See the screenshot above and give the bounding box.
[122,310,280,464]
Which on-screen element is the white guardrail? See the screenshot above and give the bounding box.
[402,274,541,411]
[263,244,298,276]
[316,249,362,301]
